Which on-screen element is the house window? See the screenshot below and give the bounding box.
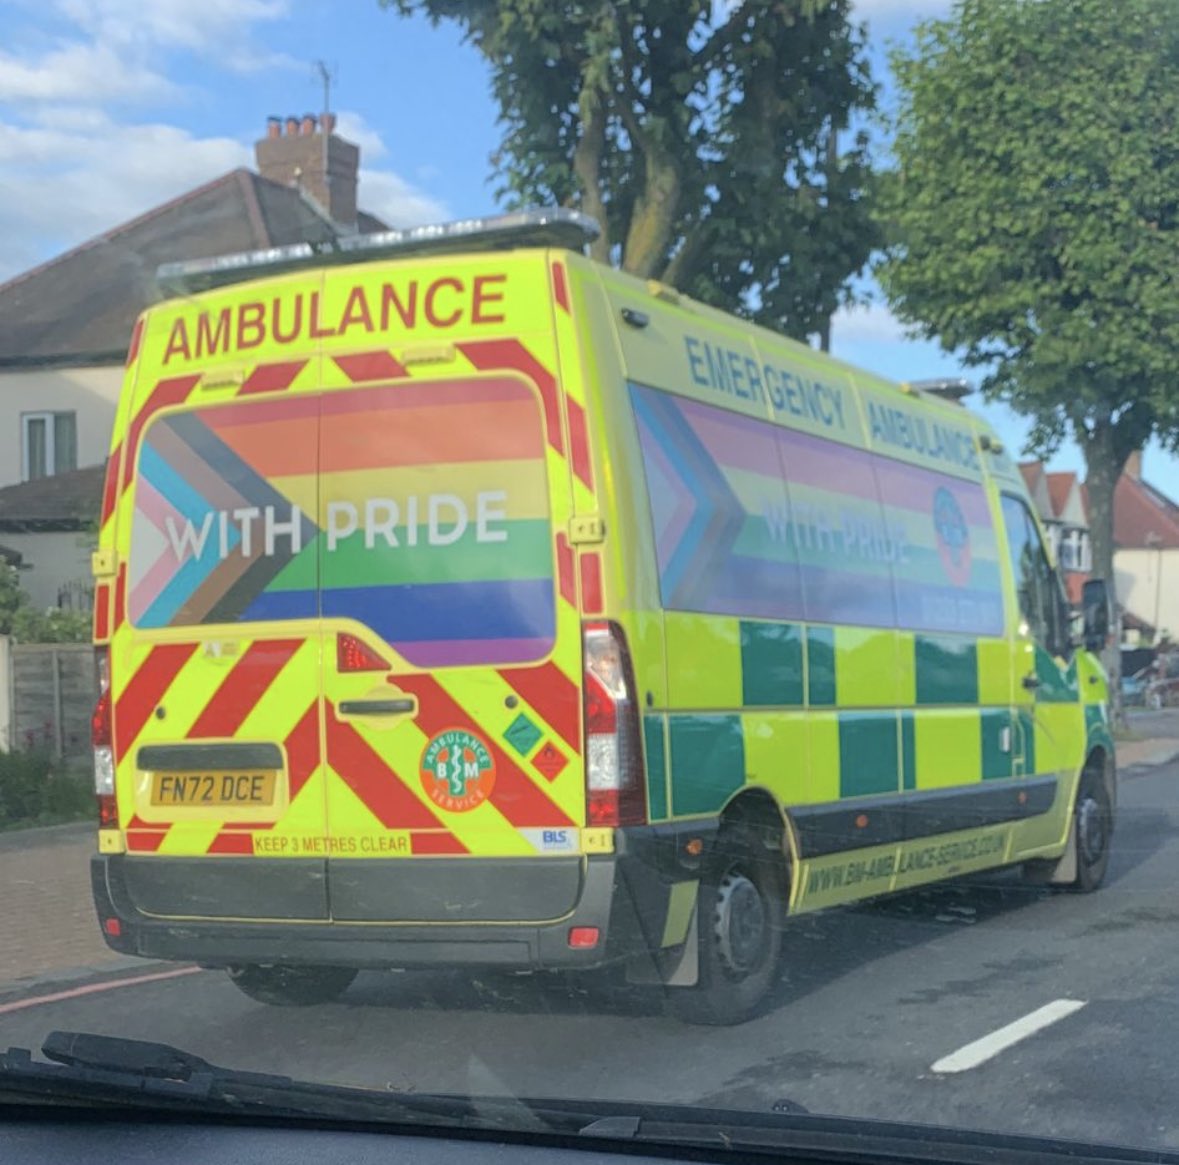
[1057,528,1092,573]
[22,412,78,481]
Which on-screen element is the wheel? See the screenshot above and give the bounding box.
[668,822,786,1026]
[227,964,358,1006]
[1070,770,1112,893]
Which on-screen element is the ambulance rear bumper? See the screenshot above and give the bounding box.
[90,826,711,971]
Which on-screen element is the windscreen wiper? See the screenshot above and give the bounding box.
[0,1030,492,1127]
[4,1031,1159,1165]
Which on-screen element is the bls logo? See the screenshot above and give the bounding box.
[524,827,577,852]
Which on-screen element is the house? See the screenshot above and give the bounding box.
[1018,462,1092,604]
[1107,454,1179,642]
[0,113,387,611]
[0,466,105,611]
[1021,452,1179,642]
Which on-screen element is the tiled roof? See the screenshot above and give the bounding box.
[0,170,387,364]
[1045,472,1078,520]
[1019,461,1044,494]
[1111,475,1179,549]
[0,465,106,531]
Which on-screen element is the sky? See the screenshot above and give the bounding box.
[2,0,1175,500]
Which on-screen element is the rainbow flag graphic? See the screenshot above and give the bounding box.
[129,378,556,667]
[632,384,1004,636]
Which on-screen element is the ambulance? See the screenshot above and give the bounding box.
[89,209,1116,1025]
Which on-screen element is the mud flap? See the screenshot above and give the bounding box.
[624,882,700,987]
[1024,828,1077,885]
[1047,831,1079,884]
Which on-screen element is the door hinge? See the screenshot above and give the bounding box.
[568,515,605,545]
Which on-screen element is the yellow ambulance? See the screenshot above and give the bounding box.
[89,209,1116,1025]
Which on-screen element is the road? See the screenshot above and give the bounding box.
[3,755,1179,1151]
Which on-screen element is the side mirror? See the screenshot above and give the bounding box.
[1081,578,1110,652]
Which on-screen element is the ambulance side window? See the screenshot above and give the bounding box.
[1001,494,1067,655]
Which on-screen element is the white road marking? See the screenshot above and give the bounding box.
[931,999,1087,1074]
[0,966,202,1017]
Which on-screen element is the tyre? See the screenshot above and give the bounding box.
[227,964,358,1006]
[1070,769,1112,893]
[668,821,786,1026]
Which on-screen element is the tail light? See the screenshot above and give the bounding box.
[92,647,117,828]
[337,632,389,673]
[583,621,647,827]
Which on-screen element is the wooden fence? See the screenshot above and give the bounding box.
[0,638,98,760]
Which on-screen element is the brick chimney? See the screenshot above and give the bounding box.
[1126,450,1143,480]
[254,112,360,229]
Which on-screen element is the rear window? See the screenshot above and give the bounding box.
[128,377,556,666]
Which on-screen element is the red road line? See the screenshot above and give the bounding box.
[0,966,203,1016]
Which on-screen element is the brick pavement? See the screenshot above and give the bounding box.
[1,725,1178,990]
[0,825,126,988]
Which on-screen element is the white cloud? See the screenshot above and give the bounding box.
[57,0,296,71]
[357,168,449,230]
[0,0,446,281]
[333,110,389,162]
[0,41,175,104]
[0,117,251,280]
[330,111,447,227]
[0,113,448,281]
[831,302,912,346]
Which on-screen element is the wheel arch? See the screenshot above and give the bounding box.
[1083,742,1117,826]
[716,786,797,900]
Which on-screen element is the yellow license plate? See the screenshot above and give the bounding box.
[151,771,278,807]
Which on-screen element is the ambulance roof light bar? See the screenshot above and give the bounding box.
[905,377,973,404]
[156,207,602,297]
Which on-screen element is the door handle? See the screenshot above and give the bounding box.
[338,699,416,716]
[1022,674,1042,692]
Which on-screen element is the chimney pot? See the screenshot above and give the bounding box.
[1127,450,1144,481]
[255,111,360,229]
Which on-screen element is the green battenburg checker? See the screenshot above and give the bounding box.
[503,712,543,756]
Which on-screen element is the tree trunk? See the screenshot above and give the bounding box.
[622,148,681,279]
[1081,435,1125,727]
[572,92,612,265]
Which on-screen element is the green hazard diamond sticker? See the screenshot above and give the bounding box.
[504,712,543,756]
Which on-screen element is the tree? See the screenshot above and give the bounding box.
[383,0,880,341]
[878,0,1179,705]
[0,564,25,636]
[0,563,90,644]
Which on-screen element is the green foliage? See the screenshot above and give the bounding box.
[383,0,880,340]
[878,0,1179,588]
[0,749,91,828]
[11,606,92,645]
[0,563,90,644]
[0,564,26,636]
